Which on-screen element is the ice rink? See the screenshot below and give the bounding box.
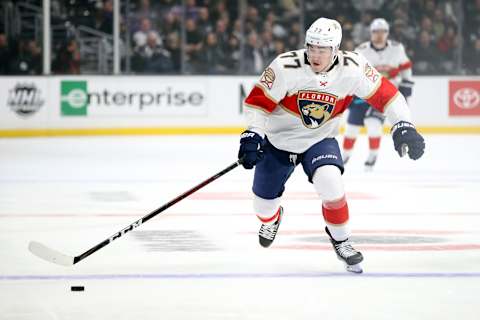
[1,134,479,320]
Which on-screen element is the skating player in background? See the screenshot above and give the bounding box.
[237,17,424,273]
[342,18,414,170]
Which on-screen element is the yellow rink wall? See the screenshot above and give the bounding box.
[1,126,480,138]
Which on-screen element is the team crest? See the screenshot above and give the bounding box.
[297,90,337,129]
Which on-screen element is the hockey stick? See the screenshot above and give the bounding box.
[28,158,243,266]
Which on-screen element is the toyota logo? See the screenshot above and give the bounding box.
[453,88,480,109]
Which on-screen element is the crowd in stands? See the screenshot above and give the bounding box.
[0,0,479,75]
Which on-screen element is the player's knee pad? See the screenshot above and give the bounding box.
[344,124,361,138]
[312,165,345,201]
[364,117,383,137]
[253,194,281,222]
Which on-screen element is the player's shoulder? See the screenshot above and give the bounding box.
[268,49,307,76]
[388,39,406,50]
[355,41,370,51]
[338,50,368,69]
[271,49,304,63]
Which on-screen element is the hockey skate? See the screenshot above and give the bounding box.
[258,206,284,248]
[325,226,364,273]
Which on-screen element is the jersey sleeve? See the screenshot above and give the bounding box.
[243,58,287,114]
[354,53,400,113]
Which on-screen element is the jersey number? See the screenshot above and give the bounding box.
[280,52,301,69]
[341,50,359,67]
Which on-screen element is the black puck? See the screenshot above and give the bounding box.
[71,286,85,291]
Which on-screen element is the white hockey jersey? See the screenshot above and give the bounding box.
[244,49,411,153]
[355,40,412,87]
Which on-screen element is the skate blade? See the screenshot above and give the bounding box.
[345,263,363,274]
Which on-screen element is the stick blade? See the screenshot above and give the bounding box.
[28,241,74,266]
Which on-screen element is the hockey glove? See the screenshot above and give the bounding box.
[238,130,264,169]
[391,121,425,160]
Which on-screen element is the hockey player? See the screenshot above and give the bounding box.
[237,17,424,273]
[342,18,414,169]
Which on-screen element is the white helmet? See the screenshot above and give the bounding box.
[370,18,389,33]
[305,17,342,48]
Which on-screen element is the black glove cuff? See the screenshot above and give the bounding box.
[391,121,415,136]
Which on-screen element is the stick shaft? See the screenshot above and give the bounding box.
[73,159,241,264]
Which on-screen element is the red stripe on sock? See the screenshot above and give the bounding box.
[322,197,349,225]
[369,137,381,150]
[343,137,356,150]
[257,207,280,224]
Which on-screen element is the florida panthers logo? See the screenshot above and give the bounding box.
[297,90,337,129]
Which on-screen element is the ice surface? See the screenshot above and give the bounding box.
[1,134,479,319]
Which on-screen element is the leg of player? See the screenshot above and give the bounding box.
[364,115,383,171]
[251,139,295,248]
[342,123,361,165]
[312,165,364,273]
[254,195,283,248]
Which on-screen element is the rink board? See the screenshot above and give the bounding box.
[0,76,479,136]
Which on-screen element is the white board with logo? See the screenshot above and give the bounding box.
[0,76,479,132]
[0,77,49,129]
[43,76,252,128]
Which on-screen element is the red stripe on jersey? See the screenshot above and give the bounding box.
[365,77,398,113]
[279,94,298,114]
[279,94,354,119]
[399,61,412,71]
[244,85,278,113]
[330,95,354,118]
[388,67,400,79]
[386,61,412,79]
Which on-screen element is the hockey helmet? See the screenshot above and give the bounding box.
[370,18,390,33]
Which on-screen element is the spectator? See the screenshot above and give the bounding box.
[225,34,240,72]
[285,21,301,50]
[185,18,203,72]
[185,0,200,21]
[432,8,446,40]
[27,40,42,74]
[197,7,213,37]
[464,38,480,75]
[0,34,12,74]
[133,17,161,49]
[210,0,229,23]
[99,0,114,34]
[52,38,81,74]
[133,31,173,73]
[161,11,180,37]
[352,11,373,45]
[413,30,440,75]
[165,32,181,72]
[272,39,286,57]
[215,19,229,52]
[260,28,276,63]
[245,6,261,34]
[199,32,227,74]
[437,25,458,73]
[134,0,159,27]
[243,31,263,74]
